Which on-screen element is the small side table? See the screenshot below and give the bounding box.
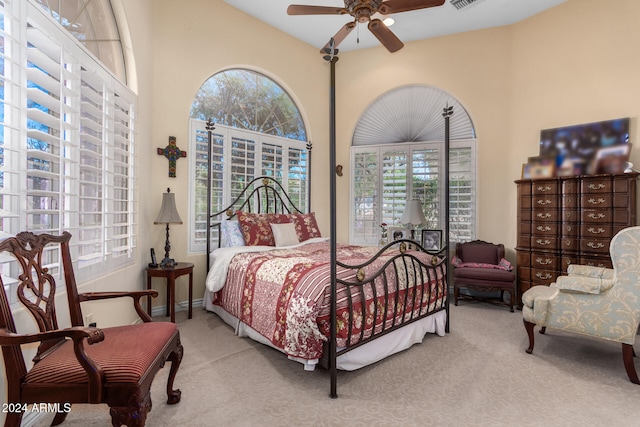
[146,262,194,323]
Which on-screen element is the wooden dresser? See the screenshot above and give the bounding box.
[515,172,638,300]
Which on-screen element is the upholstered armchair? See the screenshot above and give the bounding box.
[522,226,640,384]
[452,240,516,312]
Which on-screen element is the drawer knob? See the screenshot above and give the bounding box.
[587,242,605,249]
[536,226,551,232]
[535,257,552,265]
[537,212,552,219]
[536,239,552,245]
[588,212,605,219]
[536,272,552,279]
[588,183,606,190]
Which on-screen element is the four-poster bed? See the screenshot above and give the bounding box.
[201,49,455,397]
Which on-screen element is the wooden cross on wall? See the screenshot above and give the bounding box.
[157,136,187,177]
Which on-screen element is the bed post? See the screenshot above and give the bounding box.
[307,141,312,212]
[323,40,339,399]
[206,119,215,272]
[442,105,453,333]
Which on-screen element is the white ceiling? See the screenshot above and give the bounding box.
[224,0,566,52]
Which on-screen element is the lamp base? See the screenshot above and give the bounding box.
[160,257,176,268]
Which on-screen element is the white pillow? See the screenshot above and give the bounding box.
[270,222,299,247]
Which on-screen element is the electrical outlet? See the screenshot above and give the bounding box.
[85,313,93,326]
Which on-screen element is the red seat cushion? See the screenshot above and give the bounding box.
[454,267,515,283]
[25,322,177,385]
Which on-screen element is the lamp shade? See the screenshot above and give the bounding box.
[400,199,426,226]
[154,188,183,224]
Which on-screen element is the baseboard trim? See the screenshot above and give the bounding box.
[149,298,203,319]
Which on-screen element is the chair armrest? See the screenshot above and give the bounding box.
[79,290,158,323]
[555,275,615,294]
[0,326,104,346]
[567,264,614,280]
[0,326,105,402]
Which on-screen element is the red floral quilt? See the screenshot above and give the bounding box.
[211,242,446,360]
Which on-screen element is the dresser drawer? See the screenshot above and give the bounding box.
[532,181,558,195]
[531,252,558,270]
[581,177,612,193]
[581,194,612,208]
[533,223,558,235]
[580,238,610,253]
[533,209,560,222]
[533,195,559,208]
[582,209,612,223]
[531,268,557,285]
[561,223,578,237]
[531,236,557,250]
[581,224,613,238]
[560,237,579,251]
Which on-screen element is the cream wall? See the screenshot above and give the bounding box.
[144,0,640,309]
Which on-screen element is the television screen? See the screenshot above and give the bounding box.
[539,117,630,175]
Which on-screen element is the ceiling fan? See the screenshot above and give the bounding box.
[287,0,446,53]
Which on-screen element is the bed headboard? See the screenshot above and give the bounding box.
[207,176,304,255]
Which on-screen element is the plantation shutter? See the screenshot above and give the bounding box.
[381,149,408,227]
[411,148,439,229]
[351,149,379,245]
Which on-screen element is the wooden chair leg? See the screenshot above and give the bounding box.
[622,343,639,385]
[508,290,515,312]
[51,409,70,426]
[109,392,152,427]
[4,411,23,427]
[524,319,535,354]
[166,341,184,404]
[453,284,459,306]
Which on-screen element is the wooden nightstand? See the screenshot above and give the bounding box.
[146,262,194,323]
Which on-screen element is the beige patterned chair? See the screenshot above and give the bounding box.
[522,226,640,384]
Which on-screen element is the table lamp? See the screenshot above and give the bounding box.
[400,199,427,242]
[154,188,183,268]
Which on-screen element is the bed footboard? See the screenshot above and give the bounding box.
[321,239,447,379]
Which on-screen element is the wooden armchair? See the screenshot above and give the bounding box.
[0,232,183,427]
[452,240,516,312]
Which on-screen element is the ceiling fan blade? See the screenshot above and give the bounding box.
[320,21,356,53]
[368,19,404,52]
[287,5,346,15]
[379,0,445,15]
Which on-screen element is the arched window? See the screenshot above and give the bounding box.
[189,69,309,252]
[350,85,477,245]
[33,0,126,82]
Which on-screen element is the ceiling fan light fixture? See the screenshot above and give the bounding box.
[383,17,394,27]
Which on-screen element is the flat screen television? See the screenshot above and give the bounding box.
[538,117,630,176]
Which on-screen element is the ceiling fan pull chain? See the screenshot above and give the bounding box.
[356,22,360,44]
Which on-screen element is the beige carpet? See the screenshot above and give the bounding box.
[36,301,640,426]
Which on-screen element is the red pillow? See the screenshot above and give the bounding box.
[237,211,279,246]
[288,212,321,242]
[236,211,320,246]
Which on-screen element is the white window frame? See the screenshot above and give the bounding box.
[350,139,477,245]
[188,119,309,253]
[0,0,137,292]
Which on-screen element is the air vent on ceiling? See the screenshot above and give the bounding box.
[450,0,485,10]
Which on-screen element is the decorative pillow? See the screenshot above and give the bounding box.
[221,220,245,247]
[270,222,300,247]
[451,255,513,271]
[237,211,277,246]
[288,212,322,242]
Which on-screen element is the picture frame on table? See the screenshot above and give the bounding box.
[388,227,409,243]
[421,229,442,252]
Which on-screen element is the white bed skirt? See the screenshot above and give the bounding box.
[203,288,447,371]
